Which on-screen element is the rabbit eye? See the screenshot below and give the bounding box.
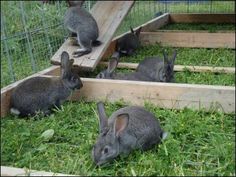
[103,147,109,154]
[72,77,77,81]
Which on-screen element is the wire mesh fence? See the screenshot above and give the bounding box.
[1,0,235,88]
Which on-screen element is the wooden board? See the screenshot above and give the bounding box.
[50,1,134,70]
[99,62,235,74]
[139,31,235,48]
[1,75,234,118]
[71,78,235,114]
[1,166,74,176]
[169,13,235,23]
[102,13,170,58]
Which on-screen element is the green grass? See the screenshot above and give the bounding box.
[117,45,235,67]
[159,23,235,32]
[175,71,235,86]
[1,1,235,88]
[1,100,235,176]
[81,44,235,86]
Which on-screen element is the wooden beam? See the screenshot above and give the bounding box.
[99,62,235,74]
[139,31,235,48]
[102,13,170,58]
[50,1,134,70]
[169,13,235,23]
[1,166,74,176]
[1,75,234,117]
[71,78,235,114]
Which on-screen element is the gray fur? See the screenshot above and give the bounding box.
[136,50,177,82]
[116,26,142,56]
[96,56,153,81]
[10,51,83,117]
[92,102,167,166]
[64,1,100,57]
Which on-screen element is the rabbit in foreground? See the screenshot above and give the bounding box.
[10,51,83,117]
[92,102,167,166]
[64,0,101,58]
[96,54,152,81]
[116,26,142,57]
[136,49,177,82]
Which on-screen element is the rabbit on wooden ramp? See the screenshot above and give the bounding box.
[64,0,101,58]
[10,51,83,117]
[92,102,168,166]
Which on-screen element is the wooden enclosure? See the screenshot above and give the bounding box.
[1,12,235,176]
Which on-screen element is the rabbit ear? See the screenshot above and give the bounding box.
[97,102,108,133]
[113,113,129,137]
[162,50,168,66]
[130,26,134,34]
[107,58,118,74]
[171,49,177,64]
[135,27,142,37]
[61,51,72,78]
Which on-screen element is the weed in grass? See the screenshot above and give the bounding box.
[1,101,235,176]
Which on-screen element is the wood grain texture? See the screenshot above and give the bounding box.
[169,13,235,23]
[1,166,74,176]
[50,1,134,70]
[71,78,235,114]
[139,31,235,48]
[99,62,235,74]
[1,76,235,117]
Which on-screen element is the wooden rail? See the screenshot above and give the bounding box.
[99,62,235,74]
[169,13,235,23]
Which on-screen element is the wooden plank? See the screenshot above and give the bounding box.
[139,31,235,48]
[50,1,134,70]
[1,75,234,117]
[1,166,74,176]
[71,78,235,114]
[102,13,170,58]
[169,13,235,23]
[99,62,235,74]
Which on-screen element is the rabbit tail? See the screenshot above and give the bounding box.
[161,131,168,140]
[10,108,20,116]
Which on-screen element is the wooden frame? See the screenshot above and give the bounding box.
[1,13,235,176]
[99,62,235,74]
[139,31,235,48]
[0,166,74,176]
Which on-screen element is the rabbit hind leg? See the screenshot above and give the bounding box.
[72,34,92,58]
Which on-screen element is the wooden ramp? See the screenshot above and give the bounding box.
[51,1,134,70]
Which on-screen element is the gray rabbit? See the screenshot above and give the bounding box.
[92,102,167,166]
[64,0,101,58]
[136,50,177,82]
[96,54,152,81]
[10,51,83,117]
[116,26,142,57]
